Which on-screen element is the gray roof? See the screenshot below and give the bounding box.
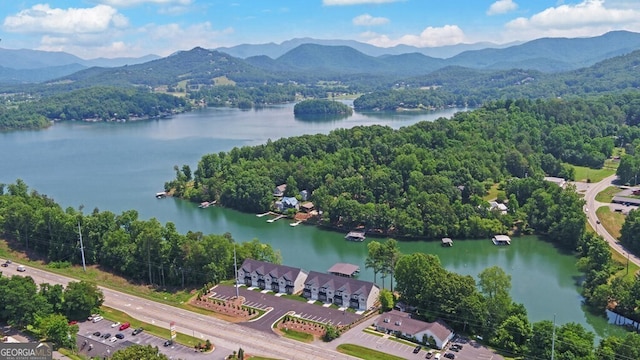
[240,259,305,282]
[305,271,377,297]
[612,196,640,205]
[327,263,360,276]
[375,310,453,343]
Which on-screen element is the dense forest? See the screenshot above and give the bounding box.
[0,87,189,131]
[166,94,640,242]
[293,99,353,115]
[0,180,280,287]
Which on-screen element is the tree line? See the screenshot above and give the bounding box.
[293,99,353,115]
[0,180,281,288]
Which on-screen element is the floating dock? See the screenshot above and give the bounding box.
[441,238,453,247]
[492,235,511,245]
[290,221,302,227]
[345,231,366,242]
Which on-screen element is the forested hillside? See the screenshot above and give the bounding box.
[0,87,188,131]
[167,94,640,243]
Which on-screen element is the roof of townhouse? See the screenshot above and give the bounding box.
[240,258,306,281]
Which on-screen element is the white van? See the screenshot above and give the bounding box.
[434,353,441,360]
[17,265,26,272]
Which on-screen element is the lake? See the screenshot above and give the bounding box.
[0,103,626,338]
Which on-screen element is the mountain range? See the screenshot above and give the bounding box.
[2,30,640,89]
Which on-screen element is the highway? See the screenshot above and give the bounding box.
[0,262,354,360]
[581,174,640,268]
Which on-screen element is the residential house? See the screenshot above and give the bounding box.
[237,259,308,295]
[300,202,315,213]
[273,184,287,197]
[488,201,508,215]
[300,189,309,201]
[276,197,299,211]
[303,271,379,311]
[375,310,454,349]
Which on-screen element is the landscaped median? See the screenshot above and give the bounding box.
[336,344,405,360]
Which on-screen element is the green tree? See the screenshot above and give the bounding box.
[37,313,77,349]
[365,241,384,285]
[63,281,104,321]
[111,345,170,360]
[478,266,512,335]
[323,324,340,342]
[379,289,395,312]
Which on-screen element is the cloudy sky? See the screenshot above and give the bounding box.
[2,0,640,59]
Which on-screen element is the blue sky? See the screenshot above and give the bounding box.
[1,0,640,59]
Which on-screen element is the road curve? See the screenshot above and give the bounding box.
[0,262,354,360]
[581,174,640,268]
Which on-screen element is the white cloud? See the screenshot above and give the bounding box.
[363,25,465,47]
[487,0,518,15]
[323,0,401,5]
[3,4,128,34]
[353,14,389,26]
[505,0,640,40]
[98,0,192,7]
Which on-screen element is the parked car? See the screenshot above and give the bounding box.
[444,353,455,359]
[111,322,121,328]
[132,327,143,335]
[413,345,422,354]
[68,320,78,326]
[16,265,26,272]
[101,333,111,339]
[92,332,101,337]
[115,333,124,339]
[163,340,173,347]
[92,316,103,323]
[87,314,99,321]
[1,260,10,267]
[425,350,434,358]
[119,322,130,331]
[109,336,117,343]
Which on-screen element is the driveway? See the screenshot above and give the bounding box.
[211,285,362,332]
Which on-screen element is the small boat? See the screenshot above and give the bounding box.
[345,231,366,242]
[155,192,167,199]
[199,201,211,208]
[441,238,453,247]
[492,235,511,245]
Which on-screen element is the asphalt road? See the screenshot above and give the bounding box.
[581,174,640,268]
[0,262,356,360]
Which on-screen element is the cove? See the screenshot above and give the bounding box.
[0,103,626,338]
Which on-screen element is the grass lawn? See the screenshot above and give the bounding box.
[337,344,406,360]
[611,249,640,280]
[57,348,85,360]
[100,306,202,348]
[483,183,502,201]
[279,294,308,302]
[595,186,622,203]
[572,160,618,183]
[596,206,625,239]
[280,328,314,343]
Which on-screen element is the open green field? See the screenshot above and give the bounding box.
[595,186,622,203]
[572,162,617,183]
[596,206,625,239]
[336,344,406,360]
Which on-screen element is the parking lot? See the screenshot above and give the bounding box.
[76,319,211,360]
[211,285,362,332]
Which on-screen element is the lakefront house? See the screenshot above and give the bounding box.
[302,271,379,311]
[375,310,455,349]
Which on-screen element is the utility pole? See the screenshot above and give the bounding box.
[233,242,239,299]
[77,220,86,272]
[627,252,630,275]
[551,314,556,360]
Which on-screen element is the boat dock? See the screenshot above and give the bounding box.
[155,192,167,199]
[441,238,453,247]
[267,215,286,223]
[492,235,511,245]
[328,263,360,277]
[290,221,302,227]
[199,201,216,208]
[345,231,366,242]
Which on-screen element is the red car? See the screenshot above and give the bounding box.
[118,322,130,331]
[68,320,78,326]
